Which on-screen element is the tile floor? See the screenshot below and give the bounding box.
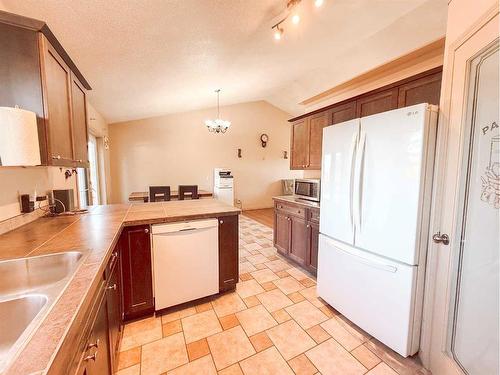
[116,215,430,375]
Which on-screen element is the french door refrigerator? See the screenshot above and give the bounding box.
[317,103,438,357]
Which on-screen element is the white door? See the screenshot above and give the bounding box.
[422,10,499,375]
[355,104,437,265]
[320,119,359,244]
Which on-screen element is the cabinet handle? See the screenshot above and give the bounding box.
[87,339,100,350]
[144,228,149,234]
[307,224,310,228]
[219,219,224,224]
[107,283,117,291]
[84,351,98,362]
[52,155,61,160]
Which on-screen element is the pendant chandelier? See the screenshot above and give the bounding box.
[205,89,231,134]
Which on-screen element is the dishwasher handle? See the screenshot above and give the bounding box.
[152,219,219,235]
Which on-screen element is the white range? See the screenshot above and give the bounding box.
[317,103,438,357]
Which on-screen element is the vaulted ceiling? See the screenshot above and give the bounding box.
[2,0,447,122]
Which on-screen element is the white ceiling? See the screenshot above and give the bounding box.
[2,0,447,123]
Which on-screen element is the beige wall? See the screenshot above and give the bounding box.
[109,101,302,208]
[0,167,78,222]
[0,103,109,224]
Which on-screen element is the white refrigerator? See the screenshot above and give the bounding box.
[317,103,438,357]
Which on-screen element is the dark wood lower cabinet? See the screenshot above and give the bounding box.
[219,215,239,292]
[106,251,122,371]
[273,200,319,275]
[274,212,290,256]
[85,293,112,375]
[289,216,308,265]
[306,222,319,273]
[120,225,154,321]
[72,282,112,375]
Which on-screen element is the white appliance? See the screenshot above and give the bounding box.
[213,168,234,206]
[152,219,219,310]
[317,103,438,357]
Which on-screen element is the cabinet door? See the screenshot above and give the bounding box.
[308,113,328,169]
[106,254,121,371]
[328,101,357,125]
[86,293,111,375]
[40,36,74,165]
[291,118,310,169]
[0,24,47,164]
[121,225,154,321]
[306,222,319,275]
[219,215,239,291]
[356,88,398,118]
[71,75,89,166]
[274,212,290,256]
[397,71,442,107]
[289,216,307,265]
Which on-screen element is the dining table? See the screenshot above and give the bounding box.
[128,189,213,202]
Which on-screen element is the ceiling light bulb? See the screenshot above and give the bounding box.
[292,14,300,24]
[314,0,324,7]
[274,28,283,40]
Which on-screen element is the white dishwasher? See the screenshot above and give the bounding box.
[152,219,219,310]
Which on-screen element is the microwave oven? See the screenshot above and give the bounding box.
[294,179,320,202]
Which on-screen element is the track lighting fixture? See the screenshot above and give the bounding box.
[271,0,324,41]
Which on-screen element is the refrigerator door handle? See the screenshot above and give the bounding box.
[353,131,366,233]
[348,132,358,230]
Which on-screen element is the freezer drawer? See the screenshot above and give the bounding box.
[152,219,219,310]
[317,234,421,357]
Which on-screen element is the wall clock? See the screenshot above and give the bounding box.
[260,133,269,147]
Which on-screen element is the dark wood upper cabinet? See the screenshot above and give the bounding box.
[397,71,442,107]
[120,225,154,321]
[308,113,328,169]
[290,118,310,169]
[356,87,398,118]
[41,36,74,164]
[289,67,443,170]
[71,76,89,166]
[0,11,90,167]
[218,215,239,292]
[328,101,357,125]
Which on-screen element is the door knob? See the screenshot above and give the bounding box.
[144,228,149,234]
[432,232,449,245]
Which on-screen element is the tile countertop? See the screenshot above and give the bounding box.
[0,199,240,375]
[273,195,320,209]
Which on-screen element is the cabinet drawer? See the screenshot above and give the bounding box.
[275,202,306,219]
[308,208,320,224]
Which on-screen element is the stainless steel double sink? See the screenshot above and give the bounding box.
[0,251,88,372]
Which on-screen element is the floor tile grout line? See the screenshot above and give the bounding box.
[121,216,410,375]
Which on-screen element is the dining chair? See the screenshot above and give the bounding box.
[178,185,199,200]
[149,186,171,202]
